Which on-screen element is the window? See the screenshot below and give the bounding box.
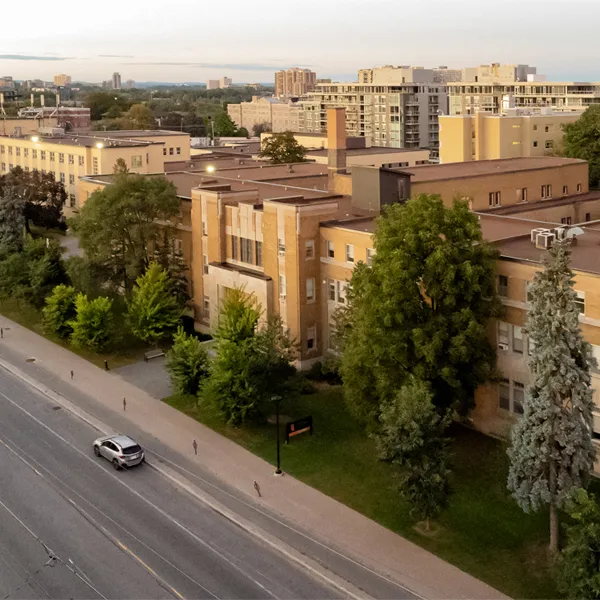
[513,382,525,415]
[513,326,524,354]
[577,183,583,193]
[176,147,181,155]
[0,163,4,172]
[575,291,585,315]
[305,240,315,260]
[533,125,538,131]
[528,336,536,357]
[533,141,538,148]
[8,163,13,170]
[24,166,29,172]
[59,153,64,163]
[563,185,568,195]
[8,147,12,155]
[499,379,510,411]
[41,151,46,160]
[23,148,28,158]
[202,219,207,236]
[561,216,572,225]
[366,248,375,266]
[498,275,508,297]
[15,147,20,157]
[60,173,65,184]
[69,193,76,208]
[169,147,174,156]
[231,235,238,260]
[163,148,167,156]
[497,321,509,348]
[92,157,98,174]
[0,145,3,153]
[306,326,316,350]
[541,184,551,199]
[328,279,336,301]
[255,241,263,267]
[544,125,550,133]
[32,149,37,159]
[240,238,253,263]
[68,154,74,165]
[78,156,84,166]
[203,296,210,320]
[517,188,527,202]
[586,213,591,222]
[306,278,315,302]
[69,174,75,184]
[203,254,209,275]
[131,155,142,168]
[146,153,149,164]
[49,152,55,162]
[345,244,355,263]
[489,191,501,206]
[327,240,334,258]
[545,140,553,150]
[279,275,287,299]
[278,238,285,254]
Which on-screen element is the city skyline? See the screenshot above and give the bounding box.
[2,0,600,83]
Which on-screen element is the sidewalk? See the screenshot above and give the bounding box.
[0,316,507,600]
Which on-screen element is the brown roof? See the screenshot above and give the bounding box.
[307,146,428,157]
[476,213,560,241]
[478,191,600,216]
[398,157,586,183]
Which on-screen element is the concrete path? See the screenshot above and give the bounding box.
[114,356,172,400]
[0,316,508,600]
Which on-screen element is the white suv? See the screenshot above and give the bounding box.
[93,435,145,470]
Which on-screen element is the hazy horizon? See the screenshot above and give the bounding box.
[2,0,600,84]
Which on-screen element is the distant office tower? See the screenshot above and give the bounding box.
[0,76,15,89]
[112,72,122,90]
[275,68,317,98]
[53,74,72,87]
[207,80,220,90]
[220,77,232,88]
[125,79,135,89]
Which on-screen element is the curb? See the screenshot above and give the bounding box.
[0,357,371,600]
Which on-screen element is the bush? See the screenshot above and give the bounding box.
[70,293,115,352]
[165,326,210,396]
[42,284,77,338]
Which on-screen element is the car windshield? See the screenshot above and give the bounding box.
[122,444,142,455]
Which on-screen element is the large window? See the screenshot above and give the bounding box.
[305,240,315,260]
[575,291,585,315]
[345,244,355,263]
[498,379,526,415]
[255,241,263,267]
[327,240,334,258]
[513,326,524,354]
[498,275,508,297]
[131,155,143,168]
[306,326,316,350]
[366,248,375,266]
[498,379,510,411]
[497,321,509,348]
[231,235,238,260]
[240,238,253,264]
[306,278,315,302]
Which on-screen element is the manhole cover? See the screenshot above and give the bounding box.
[25,358,36,363]
[52,406,62,411]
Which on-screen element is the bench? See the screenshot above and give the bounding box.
[144,349,165,362]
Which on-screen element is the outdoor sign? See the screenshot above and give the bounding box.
[285,416,313,443]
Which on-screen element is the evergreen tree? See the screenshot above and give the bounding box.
[70,293,115,352]
[165,326,210,396]
[556,488,600,599]
[0,188,25,255]
[28,239,69,308]
[508,239,596,554]
[377,379,451,531]
[126,262,182,346]
[42,284,77,338]
[340,194,502,427]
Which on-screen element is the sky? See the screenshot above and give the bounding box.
[1,0,600,84]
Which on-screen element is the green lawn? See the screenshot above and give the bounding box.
[165,386,560,599]
[0,297,145,370]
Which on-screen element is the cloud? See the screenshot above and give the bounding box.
[98,54,135,58]
[123,61,308,71]
[0,53,74,61]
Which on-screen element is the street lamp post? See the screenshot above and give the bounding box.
[273,395,282,475]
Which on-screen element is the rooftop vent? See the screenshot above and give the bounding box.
[531,227,550,243]
[536,231,555,249]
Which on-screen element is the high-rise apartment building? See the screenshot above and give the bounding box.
[125,79,135,89]
[112,72,122,90]
[220,77,232,89]
[207,80,220,90]
[298,67,448,160]
[462,63,537,84]
[358,65,462,85]
[275,68,317,98]
[53,74,72,87]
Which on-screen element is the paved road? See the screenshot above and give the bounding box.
[0,369,341,599]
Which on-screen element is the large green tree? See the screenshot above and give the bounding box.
[126,262,182,345]
[508,239,596,555]
[71,172,180,294]
[85,92,129,121]
[212,112,238,137]
[0,166,66,232]
[562,106,600,187]
[42,284,77,338]
[69,293,115,352]
[259,132,306,164]
[165,326,210,396]
[340,194,502,426]
[0,187,25,255]
[124,104,157,130]
[377,379,451,531]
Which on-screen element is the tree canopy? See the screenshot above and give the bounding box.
[562,105,600,188]
[165,327,210,396]
[508,239,596,554]
[259,132,306,164]
[339,194,502,426]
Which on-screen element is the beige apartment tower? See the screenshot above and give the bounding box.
[275,68,317,98]
[53,74,72,87]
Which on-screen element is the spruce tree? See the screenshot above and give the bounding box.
[507,239,596,554]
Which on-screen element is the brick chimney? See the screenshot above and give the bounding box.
[327,108,347,175]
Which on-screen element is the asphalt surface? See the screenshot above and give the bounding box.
[0,368,341,600]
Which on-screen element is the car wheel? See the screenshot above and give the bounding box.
[93,446,100,457]
[112,459,121,470]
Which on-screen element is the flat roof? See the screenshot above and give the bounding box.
[398,156,585,183]
[307,146,428,157]
[476,213,560,242]
[1,134,152,148]
[81,130,190,138]
[479,191,600,216]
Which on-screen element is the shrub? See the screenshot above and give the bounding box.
[42,284,77,338]
[165,326,210,396]
[70,293,115,352]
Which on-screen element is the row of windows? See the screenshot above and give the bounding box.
[0,164,77,186]
[162,147,182,156]
[231,236,263,267]
[325,240,375,265]
[0,146,86,167]
[488,183,583,207]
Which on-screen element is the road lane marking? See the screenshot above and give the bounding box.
[0,392,277,599]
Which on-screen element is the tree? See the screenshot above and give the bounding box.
[205,289,296,425]
[123,104,157,130]
[339,194,502,427]
[126,262,182,346]
[0,167,66,232]
[376,379,451,531]
[212,112,238,137]
[42,284,77,338]
[259,131,306,164]
[508,239,596,555]
[28,239,69,307]
[556,489,600,598]
[252,122,272,137]
[85,92,129,121]
[237,127,249,138]
[71,173,180,294]
[0,187,25,255]
[70,293,115,353]
[562,106,600,187]
[165,326,210,395]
